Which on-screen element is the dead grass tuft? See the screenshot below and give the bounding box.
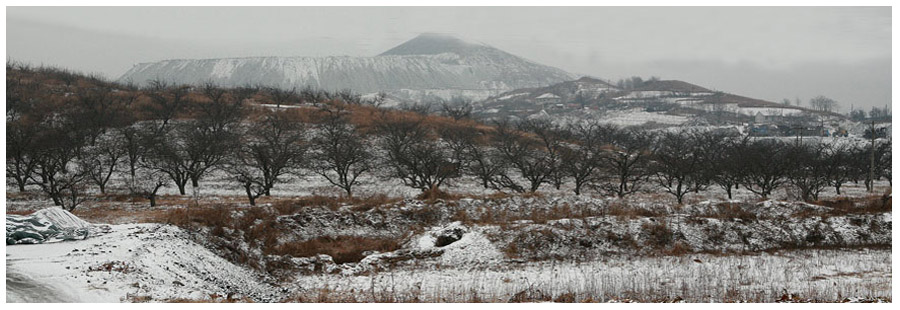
[269,236,401,264]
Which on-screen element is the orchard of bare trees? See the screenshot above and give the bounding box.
[6,63,892,210]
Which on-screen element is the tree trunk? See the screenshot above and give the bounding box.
[16,179,26,192]
[176,182,187,195]
[148,183,163,207]
[868,121,876,193]
[245,184,256,206]
[50,194,63,206]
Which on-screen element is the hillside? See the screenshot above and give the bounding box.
[477,77,841,124]
[117,33,575,101]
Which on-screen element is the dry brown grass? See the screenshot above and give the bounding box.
[158,200,403,267]
[698,202,758,221]
[270,194,401,214]
[163,205,234,228]
[5,209,35,216]
[72,205,175,224]
[813,194,892,216]
[269,236,401,264]
[605,200,661,218]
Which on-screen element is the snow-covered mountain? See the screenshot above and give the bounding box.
[117,33,575,100]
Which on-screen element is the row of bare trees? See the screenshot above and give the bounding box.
[6,66,892,208]
[435,119,891,204]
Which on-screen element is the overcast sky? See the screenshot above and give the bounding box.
[6,6,892,111]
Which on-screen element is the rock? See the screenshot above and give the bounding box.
[288,254,340,275]
[434,223,467,247]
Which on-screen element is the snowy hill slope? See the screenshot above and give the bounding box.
[118,33,575,100]
[6,223,283,302]
[478,77,841,123]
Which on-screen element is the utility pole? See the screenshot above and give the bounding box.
[867,120,876,192]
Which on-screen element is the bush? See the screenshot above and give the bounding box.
[642,220,674,249]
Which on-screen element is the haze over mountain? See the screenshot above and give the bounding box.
[8,7,889,110]
[117,33,575,99]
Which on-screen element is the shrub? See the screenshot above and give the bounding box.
[642,220,674,249]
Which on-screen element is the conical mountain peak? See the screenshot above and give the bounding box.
[379,33,487,56]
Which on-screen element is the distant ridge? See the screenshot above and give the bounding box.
[118,33,576,100]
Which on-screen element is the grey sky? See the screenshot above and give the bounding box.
[6,6,891,111]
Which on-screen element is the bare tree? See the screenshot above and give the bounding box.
[707,136,747,200]
[140,129,191,195]
[441,96,474,120]
[178,84,246,191]
[518,119,566,190]
[400,102,432,116]
[560,122,607,195]
[492,120,554,193]
[785,142,829,202]
[237,111,308,196]
[6,117,40,192]
[377,116,459,192]
[144,80,189,134]
[80,131,125,194]
[439,125,504,190]
[71,88,130,143]
[879,141,891,185]
[127,164,168,207]
[820,144,854,195]
[118,125,146,180]
[740,140,790,199]
[651,130,707,204]
[299,85,327,103]
[309,107,373,197]
[335,89,361,104]
[808,95,839,113]
[29,121,90,210]
[598,127,655,198]
[363,92,388,107]
[266,86,297,108]
[223,151,268,206]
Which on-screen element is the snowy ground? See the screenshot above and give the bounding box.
[6,223,283,303]
[289,248,892,302]
[4,165,891,303]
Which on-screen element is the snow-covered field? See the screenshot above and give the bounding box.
[4,158,892,303]
[7,212,889,303]
[290,248,891,302]
[595,108,691,126]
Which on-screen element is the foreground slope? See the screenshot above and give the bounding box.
[7,223,282,302]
